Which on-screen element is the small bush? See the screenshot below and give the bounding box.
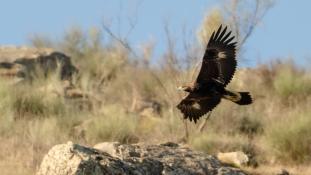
[273,66,311,99]
[27,118,63,146]
[13,93,46,118]
[11,87,67,119]
[85,105,139,144]
[266,111,311,163]
[238,116,263,137]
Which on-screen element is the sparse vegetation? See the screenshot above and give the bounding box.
[2,29,310,174]
[0,1,310,174]
[265,110,311,163]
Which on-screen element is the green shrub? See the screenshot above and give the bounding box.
[266,111,311,163]
[11,88,67,119]
[85,105,139,144]
[273,66,311,99]
[13,93,46,118]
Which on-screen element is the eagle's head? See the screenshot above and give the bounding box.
[177,85,193,92]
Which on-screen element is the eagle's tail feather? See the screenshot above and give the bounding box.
[223,90,252,105]
[236,92,252,105]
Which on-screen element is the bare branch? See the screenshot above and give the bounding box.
[102,22,139,59]
[102,20,173,103]
[224,0,275,48]
[163,22,178,69]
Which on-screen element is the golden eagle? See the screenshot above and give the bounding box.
[177,25,252,123]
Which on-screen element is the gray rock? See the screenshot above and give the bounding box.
[37,141,248,175]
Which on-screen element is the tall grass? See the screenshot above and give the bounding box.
[265,109,311,164]
[84,104,139,144]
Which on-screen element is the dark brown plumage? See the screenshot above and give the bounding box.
[177,25,252,123]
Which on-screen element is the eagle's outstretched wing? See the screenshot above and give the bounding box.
[196,25,237,86]
[177,93,221,123]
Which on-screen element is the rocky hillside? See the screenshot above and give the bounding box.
[0,46,90,99]
[37,142,248,175]
[0,46,78,81]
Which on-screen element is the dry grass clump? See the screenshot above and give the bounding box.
[273,63,311,100]
[191,133,249,154]
[84,104,139,144]
[265,108,311,164]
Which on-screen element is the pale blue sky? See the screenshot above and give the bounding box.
[0,0,310,67]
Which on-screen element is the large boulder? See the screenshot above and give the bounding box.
[0,46,78,81]
[13,51,78,81]
[0,46,87,101]
[37,142,248,175]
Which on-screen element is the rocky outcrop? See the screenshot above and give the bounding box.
[0,46,87,100]
[0,46,53,62]
[0,46,78,81]
[37,142,248,175]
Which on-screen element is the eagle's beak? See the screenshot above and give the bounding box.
[177,86,184,91]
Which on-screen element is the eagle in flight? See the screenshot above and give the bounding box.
[177,25,252,123]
